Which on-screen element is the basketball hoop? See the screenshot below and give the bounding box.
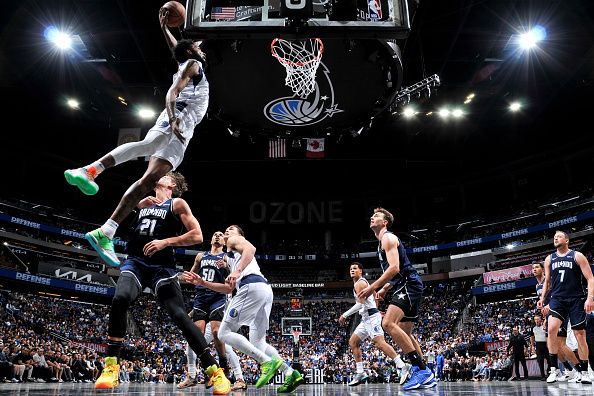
[291,329,302,344]
[271,38,324,98]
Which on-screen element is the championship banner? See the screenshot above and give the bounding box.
[482,264,533,284]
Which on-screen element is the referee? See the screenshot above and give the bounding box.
[531,315,551,380]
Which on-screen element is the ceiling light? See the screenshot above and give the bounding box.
[138,108,156,119]
[66,99,79,109]
[403,107,416,118]
[438,108,450,119]
[509,102,522,112]
[451,108,464,118]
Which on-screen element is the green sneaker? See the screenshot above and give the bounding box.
[255,357,283,388]
[85,228,120,267]
[64,168,99,195]
[277,370,304,393]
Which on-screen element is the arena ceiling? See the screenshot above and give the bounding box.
[1,0,594,228]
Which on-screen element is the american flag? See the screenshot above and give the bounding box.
[211,7,236,21]
[268,138,286,159]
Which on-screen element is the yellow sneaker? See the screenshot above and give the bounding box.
[205,364,231,395]
[95,356,120,389]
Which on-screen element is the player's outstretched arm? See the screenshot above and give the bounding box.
[159,7,178,51]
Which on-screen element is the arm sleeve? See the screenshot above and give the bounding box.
[342,302,364,318]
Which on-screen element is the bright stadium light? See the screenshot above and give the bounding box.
[44,26,72,50]
[403,107,416,118]
[138,108,156,119]
[509,102,522,112]
[438,108,450,119]
[518,25,547,50]
[66,98,79,109]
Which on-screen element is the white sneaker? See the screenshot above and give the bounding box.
[568,371,582,383]
[348,372,368,386]
[547,368,558,383]
[581,372,592,384]
[557,371,570,382]
[399,363,412,385]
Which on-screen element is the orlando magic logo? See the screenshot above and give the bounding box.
[264,62,343,127]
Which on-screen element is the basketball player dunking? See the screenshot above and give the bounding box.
[94,172,230,394]
[538,230,594,385]
[339,262,409,386]
[358,207,436,390]
[64,13,209,269]
[182,225,304,393]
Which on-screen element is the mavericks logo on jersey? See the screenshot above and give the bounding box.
[264,62,343,127]
[228,308,239,319]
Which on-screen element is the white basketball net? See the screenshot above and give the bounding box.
[271,38,324,98]
[291,330,302,343]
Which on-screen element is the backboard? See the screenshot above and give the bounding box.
[281,316,312,336]
[184,0,411,40]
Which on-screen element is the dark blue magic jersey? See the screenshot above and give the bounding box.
[126,199,183,266]
[378,232,422,287]
[194,251,227,296]
[549,250,587,299]
[535,279,550,305]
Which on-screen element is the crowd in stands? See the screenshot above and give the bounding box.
[0,278,511,385]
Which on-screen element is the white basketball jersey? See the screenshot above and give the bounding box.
[227,250,266,289]
[353,277,377,316]
[155,58,209,139]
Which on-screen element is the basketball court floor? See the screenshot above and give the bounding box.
[0,381,592,395]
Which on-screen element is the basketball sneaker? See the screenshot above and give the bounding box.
[402,366,435,390]
[231,378,247,391]
[177,375,198,389]
[278,370,304,393]
[348,371,369,386]
[399,363,412,385]
[255,357,283,388]
[95,357,119,389]
[568,371,582,383]
[581,373,592,384]
[64,168,99,196]
[546,368,558,383]
[205,365,230,395]
[85,228,120,267]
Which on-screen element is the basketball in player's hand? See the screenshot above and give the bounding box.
[162,1,185,28]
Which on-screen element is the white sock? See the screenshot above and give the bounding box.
[393,355,406,369]
[356,362,364,374]
[101,219,119,239]
[84,161,105,177]
[186,343,197,378]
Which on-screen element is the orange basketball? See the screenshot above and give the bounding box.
[162,1,185,28]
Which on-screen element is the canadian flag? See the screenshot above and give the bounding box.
[306,138,325,158]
